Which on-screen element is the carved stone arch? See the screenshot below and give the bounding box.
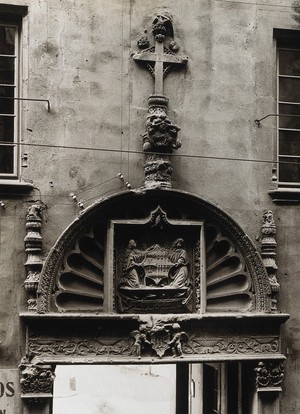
[37,189,272,314]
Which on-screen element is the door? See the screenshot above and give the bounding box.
[189,362,254,414]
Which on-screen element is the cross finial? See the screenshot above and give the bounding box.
[133,15,188,189]
[132,15,188,95]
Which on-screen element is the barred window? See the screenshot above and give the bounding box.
[277,47,300,185]
[0,21,19,178]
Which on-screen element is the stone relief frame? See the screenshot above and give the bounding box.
[20,312,287,414]
[108,206,204,314]
[20,189,289,413]
[33,189,274,314]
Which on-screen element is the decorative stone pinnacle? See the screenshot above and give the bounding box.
[260,211,279,312]
[133,14,188,188]
[24,204,44,312]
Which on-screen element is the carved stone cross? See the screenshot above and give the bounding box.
[132,15,188,95]
[132,14,188,188]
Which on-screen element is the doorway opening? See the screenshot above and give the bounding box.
[52,362,254,414]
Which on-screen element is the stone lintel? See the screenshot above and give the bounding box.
[25,314,286,363]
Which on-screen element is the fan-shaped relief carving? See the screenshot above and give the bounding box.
[55,227,105,312]
[37,189,272,313]
[205,224,253,312]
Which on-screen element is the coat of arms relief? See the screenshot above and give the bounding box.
[112,207,203,313]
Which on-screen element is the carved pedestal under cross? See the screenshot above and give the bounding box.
[133,14,188,187]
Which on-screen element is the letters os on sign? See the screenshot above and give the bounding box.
[0,370,19,414]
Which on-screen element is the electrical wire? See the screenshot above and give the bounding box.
[76,176,118,196]
[0,175,125,200]
[214,0,300,10]
[0,140,299,166]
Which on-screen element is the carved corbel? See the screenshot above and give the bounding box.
[260,211,280,311]
[19,356,55,406]
[255,361,284,392]
[24,204,44,311]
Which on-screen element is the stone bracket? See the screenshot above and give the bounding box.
[255,360,284,392]
[19,356,55,407]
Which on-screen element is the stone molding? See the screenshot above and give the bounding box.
[26,312,284,361]
[27,335,280,360]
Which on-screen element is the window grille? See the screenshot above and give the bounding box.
[277,47,300,186]
[0,21,19,178]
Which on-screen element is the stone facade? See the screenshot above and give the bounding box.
[0,1,299,413]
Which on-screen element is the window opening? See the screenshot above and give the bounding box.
[0,21,19,178]
[277,47,300,186]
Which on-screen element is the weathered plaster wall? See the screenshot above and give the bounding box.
[0,0,299,412]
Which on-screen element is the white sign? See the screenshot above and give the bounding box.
[0,369,20,414]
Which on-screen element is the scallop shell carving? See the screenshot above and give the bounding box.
[55,227,105,312]
[205,224,253,312]
[54,222,253,313]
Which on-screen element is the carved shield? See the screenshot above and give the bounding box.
[150,326,171,357]
[143,244,173,286]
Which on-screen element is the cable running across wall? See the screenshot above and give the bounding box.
[0,140,299,167]
[214,0,300,10]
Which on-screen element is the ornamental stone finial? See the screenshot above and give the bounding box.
[24,203,45,311]
[261,210,280,312]
[133,14,188,188]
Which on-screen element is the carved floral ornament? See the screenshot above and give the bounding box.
[19,356,55,405]
[20,320,285,404]
[26,322,280,361]
[255,361,284,391]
